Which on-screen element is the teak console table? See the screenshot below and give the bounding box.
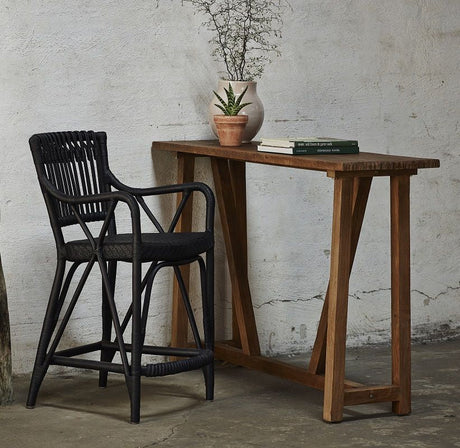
[151,140,439,422]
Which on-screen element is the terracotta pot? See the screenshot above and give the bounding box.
[213,115,248,147]
[209,80,264,143]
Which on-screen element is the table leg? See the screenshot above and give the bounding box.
[390,175,411,415]
[211,158,260,355]
[323,176,354,422]
[309,177,372,375]
[229,160,247,348]
[170,153,195,348]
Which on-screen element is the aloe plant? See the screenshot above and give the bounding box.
[213,83,251,116]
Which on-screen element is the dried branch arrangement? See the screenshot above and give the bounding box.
[183,0,288,81]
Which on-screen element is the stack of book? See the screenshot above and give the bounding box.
[257,137,359,155]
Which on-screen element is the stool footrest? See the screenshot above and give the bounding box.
[52,344,214,377]
[52,355,125,374]
[142,349,214,377]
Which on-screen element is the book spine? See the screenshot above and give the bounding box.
[293,141,358,148]
[292,146,359,154]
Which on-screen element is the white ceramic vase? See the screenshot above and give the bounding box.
[209,79,264,143]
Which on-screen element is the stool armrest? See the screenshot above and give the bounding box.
[107,171,215,233]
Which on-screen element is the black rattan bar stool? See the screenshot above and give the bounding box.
[27,131,214,423]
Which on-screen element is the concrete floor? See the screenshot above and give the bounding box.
[1,339,459,448]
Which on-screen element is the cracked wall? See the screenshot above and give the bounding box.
[1,0,459,372]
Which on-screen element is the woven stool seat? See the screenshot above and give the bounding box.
[65,231,214,262]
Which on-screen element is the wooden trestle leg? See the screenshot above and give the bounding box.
[211,158,260,355]
[309,176,373,375]
[322,175,354,422]
[315,173,412,421]
[170,153,195,349]
[390,175,411,416]
[228,160,246,348]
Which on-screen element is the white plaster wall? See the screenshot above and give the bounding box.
[1,0,459,373]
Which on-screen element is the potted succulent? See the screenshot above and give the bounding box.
[182,0,289,141]
[213,83,251,146]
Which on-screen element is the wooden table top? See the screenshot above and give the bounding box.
[152,140,440,174]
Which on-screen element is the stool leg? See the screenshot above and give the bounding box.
[203,363,214,401]
[27,259,66,407]
[129,257,142,424]
[129,374,141,424]
[99,260,117,388]
[200,250,214,401]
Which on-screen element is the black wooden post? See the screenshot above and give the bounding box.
[0,255,13,405]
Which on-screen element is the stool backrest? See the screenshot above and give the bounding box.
[29,131,112,230]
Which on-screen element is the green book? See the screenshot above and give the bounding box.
[257,145,359,155]
[260,137,359,148]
